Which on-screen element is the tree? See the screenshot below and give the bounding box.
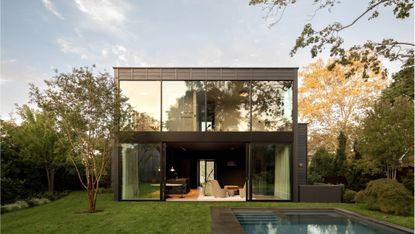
[334,131,347,177]
[249,0,414,78]
[0,120,45,204]
[30,66,131,212]
[359,65,414,179]
[308,147,335,183]
[299,59,386,155]
[14,105,68,194]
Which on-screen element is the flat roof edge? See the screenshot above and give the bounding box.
[113,67,299,69]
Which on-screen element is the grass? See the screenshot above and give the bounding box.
[1,191,413,234]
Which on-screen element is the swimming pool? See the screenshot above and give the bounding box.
[211,208,412,234]
[232,209,411,234]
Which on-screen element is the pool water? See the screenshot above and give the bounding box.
[234,210,406,234]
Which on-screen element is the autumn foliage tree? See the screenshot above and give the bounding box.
[299,59,387,155]
[30,66,131,213]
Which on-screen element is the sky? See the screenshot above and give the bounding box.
[1,0,413,119]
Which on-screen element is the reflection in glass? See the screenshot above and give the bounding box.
[199,159,216,185]
[251,81,293,131]
[251,144,291,200]
[120,81,161,131]
[206,81,250,131]
[162,81,205,131]
[121,143,161,200]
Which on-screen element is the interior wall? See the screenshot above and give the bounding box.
[166,146,246,189]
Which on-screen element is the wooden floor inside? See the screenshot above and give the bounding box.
[166,188,246,202]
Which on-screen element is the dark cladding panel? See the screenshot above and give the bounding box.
[115,67,298,81]
[298,123,307,186]
[252,69,295,80]
[191,69,207,80]
[147,68,162,79]
[207,69,221,80]
[162,69,176,80]
[177,69,191,80]
[118,68,132,80]
[236,69,252,79]
[221,69,238,80]
[132,69,146,80]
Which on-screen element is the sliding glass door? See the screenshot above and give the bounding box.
[121,143,161,200]
[250,144,291,201]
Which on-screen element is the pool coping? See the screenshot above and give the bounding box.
[210,207,414,234]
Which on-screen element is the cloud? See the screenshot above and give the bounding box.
[42,0,64,19]
[56,37,88,59]
[110,45,147,66]
[74,0,129,31]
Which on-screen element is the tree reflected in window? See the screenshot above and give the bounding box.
[251,81,293,131]
[206,81,250,132]
[162,81,205,131]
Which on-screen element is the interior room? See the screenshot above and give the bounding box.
[165,142,246,201]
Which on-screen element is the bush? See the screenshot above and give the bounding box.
[1,200,29,213]
[343,189,357,203]
[1,191,69,214]
[355,178,414,216]
[399,170,414,194]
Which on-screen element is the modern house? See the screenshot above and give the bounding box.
[112,67,307,202]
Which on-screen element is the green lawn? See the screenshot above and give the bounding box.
[1,191,413,234]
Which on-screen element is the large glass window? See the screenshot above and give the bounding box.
[119,80,293,132]
[162,81,205,131]
[206,81,250,131]
[121,143,161,200]
[251,144,291,200]
[120,81,161,131]
[251,81,293,131]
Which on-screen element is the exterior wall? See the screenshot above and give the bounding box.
[299,185,343,202]
[115,67,297,81]
[297,124,308,186]
[113,67,304,202]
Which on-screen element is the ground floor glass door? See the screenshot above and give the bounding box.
[120,143,161,200]
[249,144,291,201]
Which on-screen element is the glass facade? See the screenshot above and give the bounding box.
[120,81,161,131]
[251,144,291,200]
[120,80,293,132]
[251,81,293,131]
[118,79,294,201]
[121,143,161,200]
[206,81,250,131]
[162,81,205,131]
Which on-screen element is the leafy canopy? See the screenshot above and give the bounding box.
[30,66,131,212]
[249,0,414,78]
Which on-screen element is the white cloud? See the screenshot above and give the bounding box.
[56,37,88,59]
[42,0,64,19]
[109,45,147,66]
[74,0,128,30]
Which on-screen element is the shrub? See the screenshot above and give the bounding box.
[343,189,357,203]
[356,178,414,216]
[1,200,29,213]
[31,198,51,206]
[399,170,414,194]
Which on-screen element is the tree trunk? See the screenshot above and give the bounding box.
[45,167,55,194]
[87,175,98,213]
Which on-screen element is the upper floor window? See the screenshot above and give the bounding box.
[162,81,205,131]
[120,81,161,131]
[251,81,293,131]
[206,81,250,131]
[120,80,293,132]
